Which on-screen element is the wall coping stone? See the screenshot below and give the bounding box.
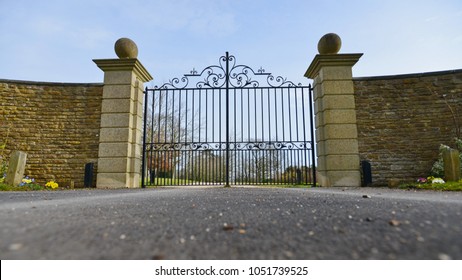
[305,53,363,79]
[354,68,462,81]
[0,78,103,87]
[93,58,153,83]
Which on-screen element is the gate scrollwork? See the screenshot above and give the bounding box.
[154,54,302,89]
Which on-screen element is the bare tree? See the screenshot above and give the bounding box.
[144,88,205,183]
[233,141,282,184]
[427,85,461,140]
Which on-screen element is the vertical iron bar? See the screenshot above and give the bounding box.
[301,87,309,184]
[267,88,272,184]
[219,81,222,184]
[280,87,286,184]
[260,88,265,184]
[308,84,316,187]
[199,89,202,144]
[191,89,195,185]
[254,88,257,143]
[163,90,169,185]
[253,87,257,184]
[212,88,216,184]
[260,88,264,145]
[178,89,183,184]
[281,88,285,142]
[274,88,279,142]
[287,88,294,184]
[142,87,149,188]
[198,88,202,185]
[156,90,163,186]
[252,88,260,184]
[149,90,155,186]
[233,87,237,185]
[247,88,251,184]
[294,88,301,184]
[225,51,230,187]
[308,84,316,186]
[171,89,176,184]
[205,88,208,184]
[273,88,279,184]
[239,89,246,185]
[164,90,169,144]
[185,89,189,183]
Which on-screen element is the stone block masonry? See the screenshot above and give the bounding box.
[0,79,103,187]
[93,46,152,188]
[354,69,462,186]
[305,33,362,187]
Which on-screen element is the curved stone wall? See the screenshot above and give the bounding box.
[354,69,462,186]
[0,79,103,187]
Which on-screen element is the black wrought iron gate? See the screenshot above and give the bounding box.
[142,52,315,188]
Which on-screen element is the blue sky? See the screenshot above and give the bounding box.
[1,0,461,85]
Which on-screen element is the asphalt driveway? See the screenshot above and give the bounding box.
[0,186,461,259]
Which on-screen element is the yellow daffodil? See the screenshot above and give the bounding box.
[45,181,59,189]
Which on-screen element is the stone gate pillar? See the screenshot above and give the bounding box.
[93,38,153,188]
[305,33,362,187]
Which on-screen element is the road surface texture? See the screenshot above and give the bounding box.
[0,187,461,259]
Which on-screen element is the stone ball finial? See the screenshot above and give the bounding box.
[114,38,138,59]
[317,33,342,55]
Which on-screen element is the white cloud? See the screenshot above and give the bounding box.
[69,27,113,50]
[21,14,113,53]
[123,0,237,37]
[32,17,66,36]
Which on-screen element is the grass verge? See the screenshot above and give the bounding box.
[399,180,462,191]
[0,182,46,191]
